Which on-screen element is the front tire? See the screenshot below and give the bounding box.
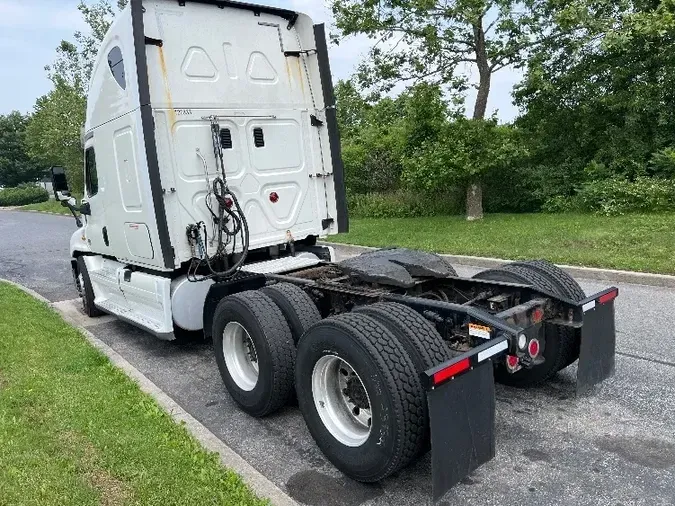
[212,291,295,417]
[75,256,104,317]
[295,312,424,482]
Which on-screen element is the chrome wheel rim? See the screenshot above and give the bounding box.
[223,322,259,391]
[76,272,85,310]
[312,355,372,447]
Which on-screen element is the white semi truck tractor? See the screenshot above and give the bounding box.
[51,0,619,499]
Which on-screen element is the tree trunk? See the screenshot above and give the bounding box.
[473,70,491,120]
[472,17,491,121]
[466,181,484,221]
[466,17,490,220]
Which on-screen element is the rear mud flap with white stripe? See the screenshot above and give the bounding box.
[577,298,616,395]
[428,361,496,501]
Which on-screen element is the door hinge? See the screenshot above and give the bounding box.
[309,173,333,178]
[145,36,163,47]
[287,13,299,30]
[284,49,317,57]
[310,114,324,127]
[322,218,334,230]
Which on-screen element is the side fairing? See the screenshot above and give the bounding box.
[84,3,174,271]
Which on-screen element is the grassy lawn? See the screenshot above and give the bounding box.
[0,282,266,506]
[21,199,74,215]
[332,213,675,274]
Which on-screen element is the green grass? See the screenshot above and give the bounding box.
[21,199,75,215]
[331,213,675,274]
[0,282,266,506]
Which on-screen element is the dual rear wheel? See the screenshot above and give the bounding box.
[473,259,586,387]
[212,286,447,482]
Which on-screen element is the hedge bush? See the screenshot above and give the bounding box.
[0,185,50,206]
[348,190,463,218]
[543,177,675,215]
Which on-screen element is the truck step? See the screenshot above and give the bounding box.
[96,298,173,340]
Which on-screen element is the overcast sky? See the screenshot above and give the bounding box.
[0,0,521,121]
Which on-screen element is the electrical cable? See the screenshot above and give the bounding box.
[186,118,250,281]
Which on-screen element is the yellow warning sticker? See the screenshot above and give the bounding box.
[469,323,491,340]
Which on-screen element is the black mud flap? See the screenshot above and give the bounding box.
[576,290,617,395]
[428,361,496,501]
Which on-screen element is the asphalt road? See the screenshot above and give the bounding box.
[1,209,674,506]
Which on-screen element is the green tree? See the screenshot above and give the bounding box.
[25,80,87,195]
[0,112,42,188]
[330,0,550,218]
[338,82,454,195]
[46,0,128,92]
[335,80,372,139]
[29,0,127,194]
[402,118,524,211]
[515,0,675,199]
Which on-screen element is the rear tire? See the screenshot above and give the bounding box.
[75,256,104,317]
[261,283,321,345]
[506,260,585,301]
[473,267,571,387]
[503,260,585,368]
[295,312,425,482]
[213,291,295,417]
[354,302,449,455]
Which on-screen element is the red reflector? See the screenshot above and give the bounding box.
[269,192,279,203]
[224,197,233,209]
[506,355,519,369]
[528,339,540,358]
[598,289,618,305]
[433,358,470,385]
[531,308,544,323]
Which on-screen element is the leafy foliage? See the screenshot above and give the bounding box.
[0,112,43,187]
[348,190,464,218]
[515,0,675,196]
[25,80,87,196]
[577,177,675,216]
[46,0,128,92]
[25,1,127,195]
[330,0,559,218]
[0,185,49,207]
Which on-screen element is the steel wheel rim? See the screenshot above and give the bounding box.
[312,355,372,447]
[223,321,259,392]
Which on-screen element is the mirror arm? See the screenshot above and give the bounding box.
[60,199,83,228]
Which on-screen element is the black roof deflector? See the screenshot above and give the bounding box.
[176,0,298,24]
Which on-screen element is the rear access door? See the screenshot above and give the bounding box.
[140,0,341,265]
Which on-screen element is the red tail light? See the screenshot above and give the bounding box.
[433,358,470,386]
[528,339,540,358]
[531,308,544,323]
[598,289,618,305]
[506,355,519,371]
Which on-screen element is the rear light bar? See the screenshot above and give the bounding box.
[432,358,470,386]
[581,287,619,313]
[425,336,509,389]
[598,289,618,305]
